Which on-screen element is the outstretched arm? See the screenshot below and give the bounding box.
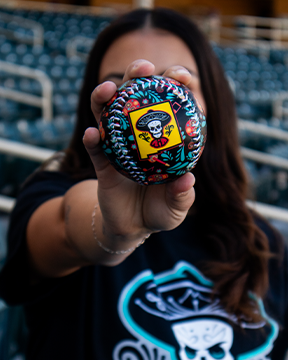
[26,61,196,279]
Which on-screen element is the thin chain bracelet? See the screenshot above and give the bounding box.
[91,203,150,255]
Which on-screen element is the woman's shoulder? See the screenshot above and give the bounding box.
[22,151,69,185]
[41,151,66,172]
[20,152,78,193]
[9,152,79,228]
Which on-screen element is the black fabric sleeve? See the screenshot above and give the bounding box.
[0,171,77,305]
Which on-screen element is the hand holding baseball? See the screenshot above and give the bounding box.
[84,60,196,243]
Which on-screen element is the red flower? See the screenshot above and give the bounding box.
[123,99,140,116]
[107,93,117,107]
[99,121,105,141]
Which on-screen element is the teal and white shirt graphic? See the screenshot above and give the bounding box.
[114,261,279,360]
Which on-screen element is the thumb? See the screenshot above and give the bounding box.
[165,172,196,218]
[83,127,110,172]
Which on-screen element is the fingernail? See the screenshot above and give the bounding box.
[132,59,147,70]
[174,68,190,76]
[82,129,87,141]
[94,84,102,92]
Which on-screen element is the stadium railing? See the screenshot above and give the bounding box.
[238,119,288,142]
[201,14,288,51]
[239,119,288,170]
[233,15,288,48]
[0,0,117,17]
[272,91,288,119]
[0,61,53,122]
[0,11,44,49]
[66,36,94,62]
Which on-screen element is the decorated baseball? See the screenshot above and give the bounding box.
[99,75,207,185]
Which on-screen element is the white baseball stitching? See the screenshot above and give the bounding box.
[103,77,203,184]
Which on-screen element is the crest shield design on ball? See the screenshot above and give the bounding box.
[100,75,207,185]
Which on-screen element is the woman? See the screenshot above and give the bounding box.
[0,7,287,360]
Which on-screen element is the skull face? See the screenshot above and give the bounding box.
[172,319,234,360]
[148,120,163,138]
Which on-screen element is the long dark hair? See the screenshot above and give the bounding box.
[61,8,277,320]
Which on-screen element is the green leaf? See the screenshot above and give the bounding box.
[180,146,185,161]
[167,161,189,171]
[161,152,173,161]
[176,170,187,175]
[121,120,127,130]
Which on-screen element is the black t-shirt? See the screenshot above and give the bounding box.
[0,171,287,360]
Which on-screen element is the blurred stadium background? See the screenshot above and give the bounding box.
[0,0,288,358]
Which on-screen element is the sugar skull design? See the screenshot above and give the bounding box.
[114,261,279,360]
[100,76,207,185]
[136,110,171,148]
[172,319,233,360]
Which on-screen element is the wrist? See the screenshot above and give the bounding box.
[91,203,151,255]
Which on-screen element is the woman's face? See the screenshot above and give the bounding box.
[99,29,206,114]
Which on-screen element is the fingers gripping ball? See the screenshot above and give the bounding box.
[99,75,207,185]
